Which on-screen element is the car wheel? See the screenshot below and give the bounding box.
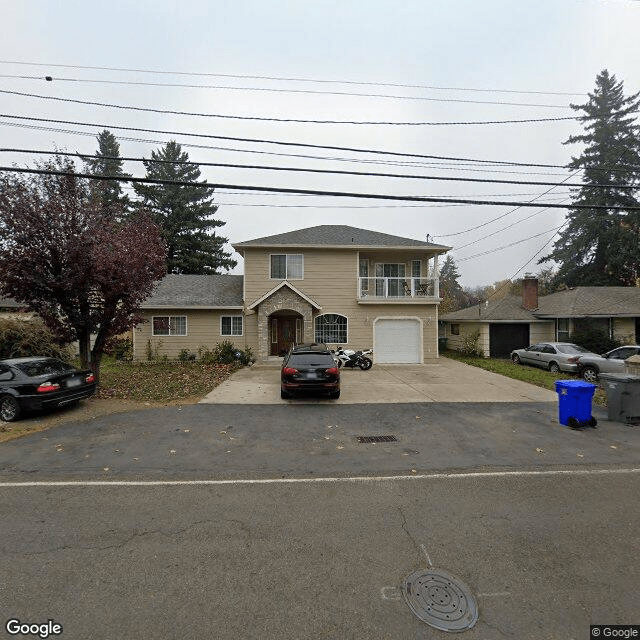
[548,362,560,373]
[329,390,340,399]
[0,395,21,422]
[582,366,598,383]
[511,354,521,365]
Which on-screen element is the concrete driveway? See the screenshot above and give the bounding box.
[199,358,558,404]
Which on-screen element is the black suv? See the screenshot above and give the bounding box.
[281,343,340,399]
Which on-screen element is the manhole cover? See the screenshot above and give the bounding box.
[402,568,478,632]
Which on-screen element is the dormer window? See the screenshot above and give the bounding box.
[270,254,304,279]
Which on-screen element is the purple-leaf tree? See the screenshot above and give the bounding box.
[0,157,166,382]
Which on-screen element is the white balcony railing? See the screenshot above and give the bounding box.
[358,277,439,299]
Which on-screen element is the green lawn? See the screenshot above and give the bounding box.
[95,357,241,402]
[441,350,607,405]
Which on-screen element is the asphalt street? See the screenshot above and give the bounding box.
[0,402,639,639]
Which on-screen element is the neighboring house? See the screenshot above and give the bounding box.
[440,274,640,357]
[134,224,451,363]
[0,297,36,321]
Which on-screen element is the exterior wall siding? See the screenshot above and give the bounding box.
[444,322,490,357]
[529,322,555,344]
[133,309,249,361]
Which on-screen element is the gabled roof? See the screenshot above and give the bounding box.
[247,281,322,310]
[441,286,640,322]
[141,274,243,309]
[440,296,538,322]
[233,225,450,251]
[535,287,640,317]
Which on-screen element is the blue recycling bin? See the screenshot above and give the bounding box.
[554,380,597,427]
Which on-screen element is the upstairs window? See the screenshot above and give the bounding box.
[271,254,304,279]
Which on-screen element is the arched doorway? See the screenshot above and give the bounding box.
[269,310,303,356]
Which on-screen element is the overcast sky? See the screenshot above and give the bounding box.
[2,0,639,287]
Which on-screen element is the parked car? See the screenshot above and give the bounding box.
[577,345,640,383]
[0,357,96,422]
[281,343,340,399]
[511,342,598,373]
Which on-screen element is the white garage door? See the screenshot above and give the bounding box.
[374,319,421,363]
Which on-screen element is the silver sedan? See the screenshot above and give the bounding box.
[577,345,640,382]
[511,342,598,373]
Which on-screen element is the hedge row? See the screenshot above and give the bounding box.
[0,318,71,360]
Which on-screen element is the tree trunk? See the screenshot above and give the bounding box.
[78,327,92,370]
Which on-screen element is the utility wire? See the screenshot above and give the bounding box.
[0,74,574,108]
[0,59,587,96]
[456,225,564,261]
[1,166,639,210]
[0,148,630,190]
[0,114,591,169]
[0,89,580,126]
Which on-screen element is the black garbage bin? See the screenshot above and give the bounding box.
[599,373,640,424]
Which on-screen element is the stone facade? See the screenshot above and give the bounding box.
[256,286,315,360]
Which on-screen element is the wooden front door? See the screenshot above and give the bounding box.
[270,316,298,356]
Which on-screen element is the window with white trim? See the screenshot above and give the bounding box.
[153,316,187,336]
[315,314,348,344]
[411,260,421,278]
[270,254,304,279]
[221,316,243,336]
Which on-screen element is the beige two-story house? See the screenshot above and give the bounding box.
[133,225,451,363]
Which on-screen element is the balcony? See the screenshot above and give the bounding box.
[357,277,439,302]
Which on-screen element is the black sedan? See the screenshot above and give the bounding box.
[281,343,340,399]
[0,357,96,422]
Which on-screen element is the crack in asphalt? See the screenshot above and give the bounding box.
[397,506,422,566]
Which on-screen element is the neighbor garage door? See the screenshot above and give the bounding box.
[374,319,421,363]
[489,323,530,358]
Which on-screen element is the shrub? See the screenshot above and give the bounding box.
[460,329,484,358]
[178,349,197,362]
[0,318,71,360]
[570,329,620,355]
[198,341,255,366]
[104,337,133,361]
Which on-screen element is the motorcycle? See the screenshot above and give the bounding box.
[332,346,373,370]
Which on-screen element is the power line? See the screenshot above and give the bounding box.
[0,147,630,190]
[0,114,593,169]
[456,225,564,261]
[0,74,575,109]
[1,165,639,210]
[0,59,588,97]
[0,89,580,127]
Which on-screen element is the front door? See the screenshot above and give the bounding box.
[271,316,297,356]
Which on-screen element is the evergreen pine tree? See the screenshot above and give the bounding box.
[540,70,640,286]
[133,141,236,274]
[439,255,467,312]
[84,130,131,218]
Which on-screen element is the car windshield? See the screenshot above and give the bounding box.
[556,344,590,354]
[288,354,334,367]
[15,359,75,377]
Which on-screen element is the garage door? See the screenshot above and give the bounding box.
[375,319,421,363]
[489,323,530,358]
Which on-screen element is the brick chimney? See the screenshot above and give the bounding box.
[522,273,539,310]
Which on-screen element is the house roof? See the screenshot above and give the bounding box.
[233,225,451,252]
[441,295,537,322]
[441,286,640,322]
[534,287,640,317]
[0,297,22,309]
[141,274,243,309]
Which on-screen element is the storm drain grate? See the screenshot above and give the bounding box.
[356,435,397,443]
[402,568,478,632]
